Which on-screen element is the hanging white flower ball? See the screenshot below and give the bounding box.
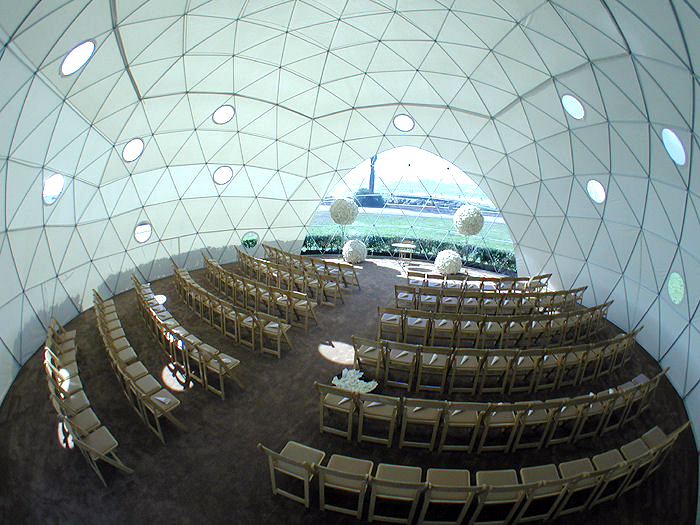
[434,249,462,275]
[342,239,367,264]
[330,198,359,225]
[453,204,484,236]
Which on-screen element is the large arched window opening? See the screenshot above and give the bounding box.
[303,146,516,274]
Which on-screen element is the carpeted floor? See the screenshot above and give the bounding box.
[0,257,695,525]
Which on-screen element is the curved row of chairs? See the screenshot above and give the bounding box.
[352,332,637,395]
[132,275,244,398]
[237,247,345,306]
[202,254,318,330]
[259,420,688,524]
[313,371,663,453]
[407,270,551,293]
[44,317,133,485]
[378,303,612,349]
[262,243,361,289]
[395,284,586,315]
[94,290,185,443]
[170,265,293,359]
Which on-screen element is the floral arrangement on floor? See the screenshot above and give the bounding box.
[453,204,484,236]
[342,239,367,264]
[330,198,359,225]
[434,249,462,275]
[332,368,378,393]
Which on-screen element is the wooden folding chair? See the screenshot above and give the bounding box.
[316,455,373,518]
[554,460,600,518]
[257,441,325,508]
[314,382,356,440]
[417,469,482,525]
[378,307,404,341]
[352,336,384,380]
[368,464,426,524]
[438,402,487,453]
[429,313,457,347]
[416,346,453,392]
[383,342,418,391]
[515,464,567,523]
[398,398,446,450]
[395,284,417,309]
[448,350,484,395]
[470,470,525,525]
[476,404,518,453]
[404,310,430,345]
[510,401,553,451]
[357,392,401,447]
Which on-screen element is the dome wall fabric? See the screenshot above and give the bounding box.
[0,0,698,461]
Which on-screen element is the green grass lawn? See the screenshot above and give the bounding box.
[306,209,514,252]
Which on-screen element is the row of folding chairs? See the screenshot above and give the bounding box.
[259,421,688,524]
[262,243,361,289]
[202,253,318,330]
[169,266,293,359]
[132,276,244,398]
[94,290,186,442]
[378,303,612,349]
[407,270,551,293]
[313,372,663,453]
[237,247,345,306]
[395,284,586,314]
[352,332,637,395]
[44,317,133,485]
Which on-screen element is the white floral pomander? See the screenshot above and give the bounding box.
[434,249,462,275]
[332,368,378,393]
[330,198,359,225]
[342,239,367,264]
[453,204,484,236]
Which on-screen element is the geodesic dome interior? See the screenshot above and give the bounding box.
[0,0,699,471]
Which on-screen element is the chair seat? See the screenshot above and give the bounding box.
[70,408,101,433]
[278,441,325,478]
[389,349,414,363]
[325,454,373,491]
[134,374,161,396]
[324,393,353,410]
[454,355,480,369]
[448,408,478,424]
[149,389,181,411]
[381,313,400,324]
[82,426,118,455]
[405,406,441,422]
[374,464,423,499]
[476,469,520,502]
[363,400,395,418]
[421,353,448,367]
[426,468,470,501]
[520,464,561,497]
[406,317,428,327]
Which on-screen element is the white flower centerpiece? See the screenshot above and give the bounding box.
[332,368,377,393]
[342,239,367,264]
[453,204,484,235]
[330,198,359,225]
[434,249,462,275]
[452,204,484,267]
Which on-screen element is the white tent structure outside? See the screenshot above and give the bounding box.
[0,0,698,504]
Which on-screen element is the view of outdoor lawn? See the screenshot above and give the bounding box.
[302,147,517,274]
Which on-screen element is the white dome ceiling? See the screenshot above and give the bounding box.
[0,0,698,451]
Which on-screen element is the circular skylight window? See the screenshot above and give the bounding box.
[122,138,144,162]
[668,272,684,304]
[213,166,233,185]
[134,222,152,243]
[561,94,585,120]
[241,231,259,248]
[212,105,235,124]
[60,41,95,76]
[42,174,65,205]
[393,114,414,132]
[661,128,686,165]
[586,179,606,204]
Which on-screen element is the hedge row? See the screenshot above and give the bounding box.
[301,234,517,275]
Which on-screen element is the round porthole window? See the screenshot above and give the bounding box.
[212,104,235,124]
[134,222,152,243]
[122,138,144,162]
[60,41,95,76]
[241,232,259,248]
[393,114,415,132]
[586,179,606,204]
[668,272,684,304]
[213,166,233,185]
[561,94,585,120]
[42,173,65,205]
[661,128,686,166]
